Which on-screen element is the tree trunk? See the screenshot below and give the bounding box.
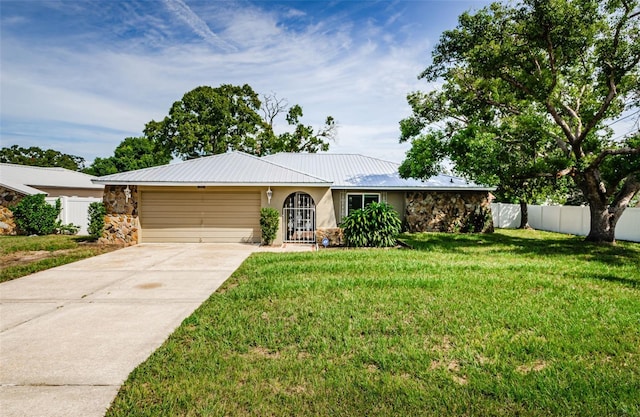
[518,201,531,229]
[579,169,640,244]
[585,204,617,243]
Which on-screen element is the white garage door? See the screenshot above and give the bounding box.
[140,191,261,243]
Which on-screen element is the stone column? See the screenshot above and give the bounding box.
[0,186,24,235]
[100,185,139,245]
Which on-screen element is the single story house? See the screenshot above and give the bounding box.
[0,163,104,235]
[91,152,494,245]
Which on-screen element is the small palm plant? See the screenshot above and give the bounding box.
[341,202,402,247]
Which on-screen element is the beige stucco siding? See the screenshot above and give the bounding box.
[385,192,406,219]
[34,187,104,198]
[265,186,335,244]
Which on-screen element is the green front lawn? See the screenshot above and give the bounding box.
[107,230,640,417]
[0,235,122,282]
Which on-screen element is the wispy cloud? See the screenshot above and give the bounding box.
[0,0,488,164]
[162,0,237,51]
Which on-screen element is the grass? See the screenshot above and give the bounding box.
[107,229,640,417]
[0,234,122,282]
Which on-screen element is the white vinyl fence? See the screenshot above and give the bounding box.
[491,203,640,243]
[46,196,102,235]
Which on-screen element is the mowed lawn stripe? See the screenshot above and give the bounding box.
[107,230,640,417]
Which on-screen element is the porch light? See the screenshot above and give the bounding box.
[124,185,131,203]
[266,187,273,204]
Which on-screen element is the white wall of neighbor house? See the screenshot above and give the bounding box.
[491,203,640,242]
[46,196,101,235]
[38,187,103,198]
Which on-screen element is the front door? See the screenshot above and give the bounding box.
[283,192,316,243]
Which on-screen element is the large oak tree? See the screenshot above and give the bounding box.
[144,84,335,159]
[400,0,640,243]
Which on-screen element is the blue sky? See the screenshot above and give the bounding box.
[0,0,494,164]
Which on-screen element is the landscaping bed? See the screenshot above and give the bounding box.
[106,229,640,416]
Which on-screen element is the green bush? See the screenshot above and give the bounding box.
[341,202,402,247]
[87,202,106,240]
[260,207,280,245]
[56,223,80,235]
[12,194,61,235]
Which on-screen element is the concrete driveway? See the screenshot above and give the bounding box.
[0,243,260,417]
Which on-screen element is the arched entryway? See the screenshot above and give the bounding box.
[283,192,316,243]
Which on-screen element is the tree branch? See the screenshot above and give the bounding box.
[550,132,571,157]
[588,146,640,171]
[609,173,640,219]
[579,2,638,144]
[545,102,577,145]
[261,93,288,129]
[579,76,618,145]
[561,102,583,138]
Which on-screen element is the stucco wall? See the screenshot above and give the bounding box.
[266,186,335,245]
[36,186,104,198]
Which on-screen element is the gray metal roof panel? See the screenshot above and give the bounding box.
[92,152,331,185]
[262,153,493,190]
[0,163,103,191]
[0,178,45,195]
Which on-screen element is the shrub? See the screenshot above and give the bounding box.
[260,207,280,245]
[57,223,80,235]
[87,202,106,240]
[341,202,402,247]
[12,194,61,235]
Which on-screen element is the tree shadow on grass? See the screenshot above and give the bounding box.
[399,230,640,269]
[588,273,639,288]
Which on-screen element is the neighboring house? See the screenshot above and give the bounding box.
[92,152,494,245]
[0,163,104,235]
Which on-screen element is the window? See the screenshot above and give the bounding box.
[346,193,380,216]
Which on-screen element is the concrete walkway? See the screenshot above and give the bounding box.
[0,243,275,417]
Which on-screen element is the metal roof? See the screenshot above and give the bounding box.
[262,153,493,190]
[92,151,331,186]
[0,163,103,195]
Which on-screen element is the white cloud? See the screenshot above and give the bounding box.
[0,0,444,163]
[162,0,237,51]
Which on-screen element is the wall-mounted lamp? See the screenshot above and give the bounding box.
[266,187,273,204]
[124,185,131,203]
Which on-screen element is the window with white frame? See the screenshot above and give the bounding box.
[346,193,380,216]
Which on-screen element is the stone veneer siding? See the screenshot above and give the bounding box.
[315,227,344,246]
[0,186,26,235]
[405,191,494,233]
[100,185,139,245]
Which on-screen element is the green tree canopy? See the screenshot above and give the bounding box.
[0,145,86,171]
[85,137,172,176]
[267,104,335,155]
[400,0,640,242]
[144,85,336,159]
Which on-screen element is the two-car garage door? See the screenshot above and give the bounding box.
[140,191,261,243]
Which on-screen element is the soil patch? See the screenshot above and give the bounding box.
[0,245,122,270]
